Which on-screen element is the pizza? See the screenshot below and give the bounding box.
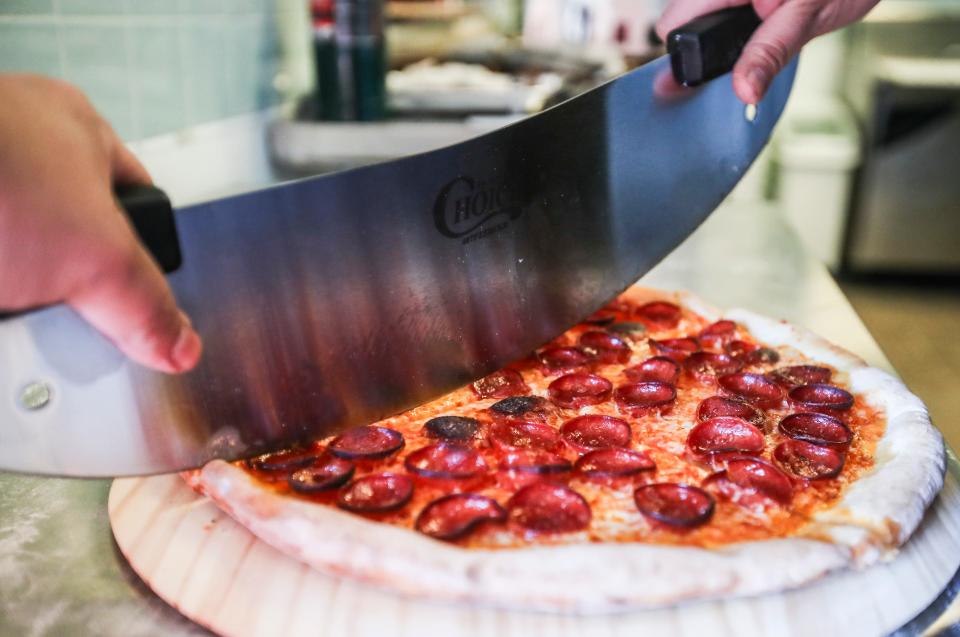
[186,287,944,612]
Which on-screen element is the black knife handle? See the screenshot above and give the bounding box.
[0,184,181,321]
[115,184,182,273]
[667,5,761,87]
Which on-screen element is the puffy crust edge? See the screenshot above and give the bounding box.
[190,288,945,612]
[725,309,945,564]
[198,459,848,612]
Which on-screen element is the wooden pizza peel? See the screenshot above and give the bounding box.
[108,452,960,637]
[105,202,960,637]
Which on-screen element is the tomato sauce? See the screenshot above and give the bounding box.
[238,291,886,550]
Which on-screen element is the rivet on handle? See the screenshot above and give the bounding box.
[19,381,52,410]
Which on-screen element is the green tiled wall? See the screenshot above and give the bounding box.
[0,0,284,140]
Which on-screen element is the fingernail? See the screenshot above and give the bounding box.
[746,68,768,102]
[170,320,202,372]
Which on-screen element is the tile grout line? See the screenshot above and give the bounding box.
[0,14,259,25]
[176,10,193,127]
[4,4,280,136]
[123,8,139,140]
[52,0,66,79]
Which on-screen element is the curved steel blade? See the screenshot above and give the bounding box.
[0,57,796,476]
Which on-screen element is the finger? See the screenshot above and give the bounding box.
[108,129,153,186]
[656,0,748,40]
[731,1,817,103]
[68,215,202,374]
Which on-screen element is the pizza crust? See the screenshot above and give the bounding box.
[190,289,945,612]
[198,459,849,612]
[726,309,946,563]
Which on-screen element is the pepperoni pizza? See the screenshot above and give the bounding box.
[188,287,944,611]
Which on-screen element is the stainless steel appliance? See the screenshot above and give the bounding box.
[842,6,960,274]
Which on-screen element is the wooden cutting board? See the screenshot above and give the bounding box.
[109,458,960,637]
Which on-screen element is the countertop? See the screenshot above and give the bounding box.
[0,116,951,634]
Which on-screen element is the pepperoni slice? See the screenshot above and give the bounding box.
[584,310,616,326]
[247,446,319,472]
[634,483,714,528]
[779,412,852,447]
[774,440,845,479]
[575,448,655,479]
[560,415,631,451]
[687,417,765,456]
[718,372,784,409]
[608,321,647,338]
[726,340,780,365]
[288,456,355,493]
[699,320,737,348]
[337,473,413,513]
[774,365,833,387]
[548,373,612,408]
[507,482,591,533]
[415,494,507,541]
[697,396,766,428]
[424,416,480,441]
[636,301,681,327]
[538,346,591,371]
[404,443,488,480]
[789,383,854,411]
[500,449,572,474]
[745,348,780,365]
[489,419,562,452]
[699,450,762,472]
[725,340,756,358]
[472,369,529,399]
[625,356,680,384]
[578,331,631,364]
[328,426,404,460]
[705,458,793,505]
[684,352,742,379]
[614,381,676,413]
[649,337,699,362]
[489,396,552,420]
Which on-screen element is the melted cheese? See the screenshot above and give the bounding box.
[241,294,885,549]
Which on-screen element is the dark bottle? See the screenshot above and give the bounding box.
[333,0,387,121]
[311,0,340,120]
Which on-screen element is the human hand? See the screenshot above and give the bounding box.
[656,0,880,103]
[0,74,202,373]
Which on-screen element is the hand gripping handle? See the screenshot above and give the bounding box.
[667,5,762,87]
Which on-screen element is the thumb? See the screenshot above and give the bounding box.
[68,222,202,374]
[731,1,815,103]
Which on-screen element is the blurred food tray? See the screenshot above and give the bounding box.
[269,116,521,174]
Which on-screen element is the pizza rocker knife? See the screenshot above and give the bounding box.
[0,7,796,476]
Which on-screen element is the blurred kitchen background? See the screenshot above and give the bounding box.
[0,0,958,443]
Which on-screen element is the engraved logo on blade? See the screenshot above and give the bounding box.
[433,176,523,244]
